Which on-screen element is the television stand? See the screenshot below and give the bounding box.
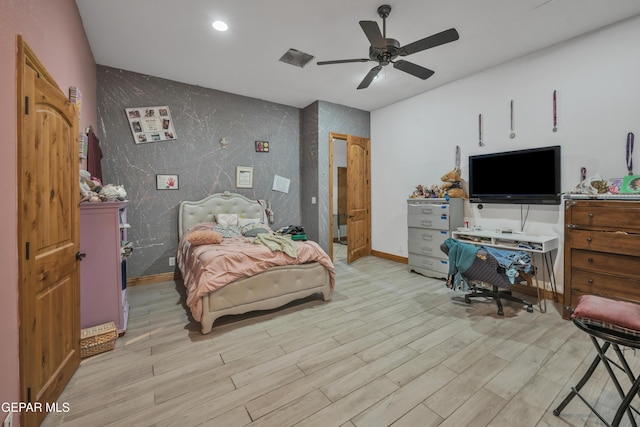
[451,229,559,312]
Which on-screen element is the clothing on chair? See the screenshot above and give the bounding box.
[443,238,480,291]
[443,238,479,275]
[441,238,535,315]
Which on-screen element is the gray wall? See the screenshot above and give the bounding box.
[97,66,301,278]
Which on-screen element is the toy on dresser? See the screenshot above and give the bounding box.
[80,169,127,202]
[440,167,466,199]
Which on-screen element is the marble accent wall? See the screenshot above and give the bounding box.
[300,101,370,251]
[97,66,301,278]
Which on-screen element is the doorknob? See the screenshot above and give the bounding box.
[345,214,355,219]
[76,251,86,261]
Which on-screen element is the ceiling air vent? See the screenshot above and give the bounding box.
[279,48,315,68]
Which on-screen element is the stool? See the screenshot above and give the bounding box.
[554,295,640,426]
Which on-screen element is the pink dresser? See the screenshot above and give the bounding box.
[79,201,129,334]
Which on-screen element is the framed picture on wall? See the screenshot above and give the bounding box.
[126,106,177,144]
[255,140,269,152]
[236,166,253,188]
[156,174,179,190]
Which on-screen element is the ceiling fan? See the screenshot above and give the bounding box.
[317,4,459,89]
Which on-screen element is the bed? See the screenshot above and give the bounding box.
[177,191,335,334]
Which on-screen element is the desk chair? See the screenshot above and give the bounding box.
[554,295,640,426]
[441,240,534,316]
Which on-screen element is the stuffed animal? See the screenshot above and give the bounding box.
[440,166,466,198]
[79,170,101,202]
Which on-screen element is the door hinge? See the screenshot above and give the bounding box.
[25,96,29,115]
[25,242,30,260]
[27,387,31,403]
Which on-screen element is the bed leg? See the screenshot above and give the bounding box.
[201,323,213,335]
[321,288,332,301]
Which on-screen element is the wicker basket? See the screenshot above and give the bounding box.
[80,321,117,358]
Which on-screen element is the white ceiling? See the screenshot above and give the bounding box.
[75,0,640,112]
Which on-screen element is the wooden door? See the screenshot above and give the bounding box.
[346,135,371,263]
[17,36,80,427]
[337,167,347,243]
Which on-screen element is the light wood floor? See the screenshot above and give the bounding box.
[41,255,640,427]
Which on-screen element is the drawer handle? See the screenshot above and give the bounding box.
[422,209,433,214]
[421,247,433,252]
[422,235,433,241]
[588,258,594,263]
[588,279,594,284]
[588,213,594,218]
[586,237,592,243]
[421,221,432,226]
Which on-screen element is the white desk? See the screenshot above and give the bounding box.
[451,229,559,312]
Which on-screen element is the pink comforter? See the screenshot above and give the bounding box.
[177,226,336,321]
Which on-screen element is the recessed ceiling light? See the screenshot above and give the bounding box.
[212,21,228,31]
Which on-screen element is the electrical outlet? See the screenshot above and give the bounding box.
[3,411,13,427]
[169,256,175,266]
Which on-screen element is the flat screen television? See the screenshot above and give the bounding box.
[468,145,561,205]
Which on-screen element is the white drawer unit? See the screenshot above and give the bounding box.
[407,198,464,279]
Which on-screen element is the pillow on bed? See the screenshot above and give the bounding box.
[187,229,224,245]
[214,224,242,238]
[238,217,261,227]
[241,221,273,236]
[215,213,238,227]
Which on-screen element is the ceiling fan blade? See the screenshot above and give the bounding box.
[359,21,386,49]
[393,60,434,80]
[357,65,382,90]
[317,58,370,65]
[399,28,460,56]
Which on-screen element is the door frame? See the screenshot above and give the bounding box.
[328,132,371,262]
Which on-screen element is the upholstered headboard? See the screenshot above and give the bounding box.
[178,191,268,237]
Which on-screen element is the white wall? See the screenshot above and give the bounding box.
[371,15,640,290]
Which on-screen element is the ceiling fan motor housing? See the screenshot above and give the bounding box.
[370,38,400,65]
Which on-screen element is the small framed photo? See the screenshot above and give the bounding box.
[156,174,179,190]
[255,140,269,152]
[236,166,253,189]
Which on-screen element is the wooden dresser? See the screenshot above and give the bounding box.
[563,199,640,319]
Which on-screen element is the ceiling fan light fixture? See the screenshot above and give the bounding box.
[212,21,228,31]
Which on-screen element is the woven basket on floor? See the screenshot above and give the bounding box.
[80,321,117,358]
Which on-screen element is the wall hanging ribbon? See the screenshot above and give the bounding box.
[478,114,484,147]
[509,100,516,139]
[552,90,558,132]
[627,132,634,175]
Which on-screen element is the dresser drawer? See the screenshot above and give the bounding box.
[567,201,640,232]
[571,249,640,279]
[408,228,449,257]
[408,203,450,230]
[569,268,640,300]
[409,254,450,275]
[565,229,640,256]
